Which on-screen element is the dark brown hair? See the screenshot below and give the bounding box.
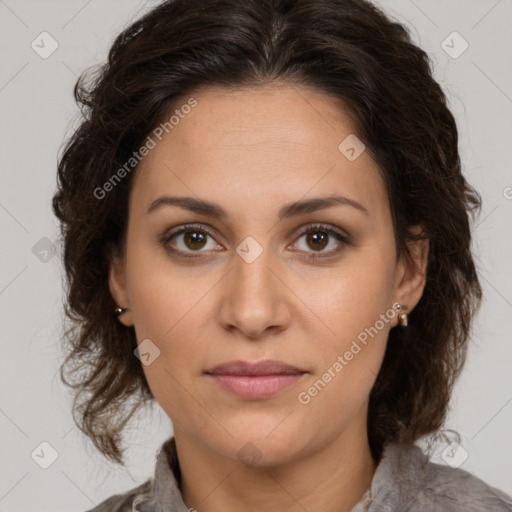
[53,0,482,465]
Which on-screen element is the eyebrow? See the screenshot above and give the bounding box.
[145,194,369,220]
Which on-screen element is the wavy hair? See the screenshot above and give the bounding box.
[53,0,482,464]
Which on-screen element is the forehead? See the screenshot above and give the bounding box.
[130,84,389,223]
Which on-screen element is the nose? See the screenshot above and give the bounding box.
[218,245,292,340]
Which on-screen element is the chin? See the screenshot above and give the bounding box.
[210,420,307,468]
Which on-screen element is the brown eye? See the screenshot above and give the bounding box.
[161,224,222,257]
[292,224,352,260]
[183,230,208,250]
[161,222,351,260]
[305,231,329,251]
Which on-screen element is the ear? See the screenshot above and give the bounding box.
[392,225,429,326]
[108,248,134,327]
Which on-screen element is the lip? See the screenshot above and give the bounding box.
[206,359,305,376]
[205,360,306,400]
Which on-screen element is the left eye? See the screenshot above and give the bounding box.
[161,223,351,258]
[288,224,351,259]
[291,224,351,258]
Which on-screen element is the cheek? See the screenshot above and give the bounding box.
[125,241,206,341]
[126,263,212,430]
[129,278,214,385]
[124,247,216,390]
[295,242,396,402]
[295,275,394,433]
[302,243,397,351]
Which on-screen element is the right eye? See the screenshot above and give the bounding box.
[161,223,224,257]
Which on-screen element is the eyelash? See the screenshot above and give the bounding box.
[160,222,352,260]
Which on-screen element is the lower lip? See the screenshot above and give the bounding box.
[206,373,305,399]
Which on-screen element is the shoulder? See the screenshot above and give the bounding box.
[84,478,153,512]
[84,436,188,512]
[419,455,512,511]
[361,442,512,512]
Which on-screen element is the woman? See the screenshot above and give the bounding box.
[52,0,512,510]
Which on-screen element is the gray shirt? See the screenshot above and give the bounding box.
[87,437,512,512]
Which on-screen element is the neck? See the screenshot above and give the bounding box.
[174,422,376,512]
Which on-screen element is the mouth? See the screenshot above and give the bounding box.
[204,360,307,400]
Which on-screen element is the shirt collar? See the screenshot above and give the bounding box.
[135,437,429,512]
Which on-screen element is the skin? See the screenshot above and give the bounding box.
[109,83,428,512]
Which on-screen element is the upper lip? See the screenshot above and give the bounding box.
[205,360,306,376]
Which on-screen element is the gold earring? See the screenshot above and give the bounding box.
[396,304,408,327]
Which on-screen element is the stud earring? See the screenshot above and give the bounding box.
[395,303,409,327]
[114,306,129,316]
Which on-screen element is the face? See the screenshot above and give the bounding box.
[109,83,427,467]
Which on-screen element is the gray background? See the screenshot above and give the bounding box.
[0,0,511,510]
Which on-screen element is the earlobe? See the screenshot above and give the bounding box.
[108,253,134,327]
